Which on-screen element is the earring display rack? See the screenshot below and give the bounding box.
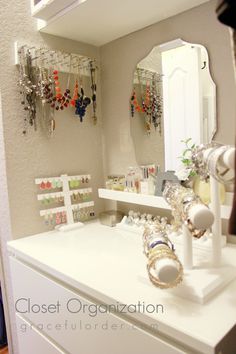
[35,174,95,231]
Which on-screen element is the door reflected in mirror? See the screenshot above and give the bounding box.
[130,39,217,172]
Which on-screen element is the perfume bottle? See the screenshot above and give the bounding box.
[139,164,157,195]
[125,167,135,192]
[134,167,141,193]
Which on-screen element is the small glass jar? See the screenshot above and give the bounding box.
[106,175,125,191]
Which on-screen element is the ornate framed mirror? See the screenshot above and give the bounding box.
[130,39,217,172]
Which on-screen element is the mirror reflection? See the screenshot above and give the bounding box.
[130,39,217,172]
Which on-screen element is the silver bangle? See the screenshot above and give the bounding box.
[207,145,234,184]
[191,142,219,180]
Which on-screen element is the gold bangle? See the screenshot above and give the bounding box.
[147,244,169,257]
[147,250,183,289]
[143,226,183,289]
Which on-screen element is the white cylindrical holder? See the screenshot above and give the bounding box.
[203,147,224,267]
[222,147,235,170]
[188,204,214,230]
[154,258,180,283]
[182,224,193,269]
[210,175,222,267]
[182,205,214,270]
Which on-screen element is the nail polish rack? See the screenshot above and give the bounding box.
[35,174,95,231]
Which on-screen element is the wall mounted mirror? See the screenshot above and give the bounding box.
[130,38,217,172]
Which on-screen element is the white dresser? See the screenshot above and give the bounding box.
[7,221,236,354]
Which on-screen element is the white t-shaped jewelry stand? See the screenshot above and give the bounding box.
[170,146,236,303]
[210,175,222,267]
[204,146,235,267]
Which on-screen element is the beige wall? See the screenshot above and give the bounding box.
[0,0,235,239]
[100,0,236,177]
[0,0,105,238]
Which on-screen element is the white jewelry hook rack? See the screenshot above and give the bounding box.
[14,41,98,76]
[35,174,95,231]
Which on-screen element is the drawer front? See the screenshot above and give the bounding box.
[10,256,187,354]
[16,314,65,354]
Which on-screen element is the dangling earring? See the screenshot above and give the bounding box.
[145,81,150,108]
[56,179,62,188]
[90,208,95,217]
[52,179,57,189]
[75,62,91,122]
[130,88,143,117]
[143,80,152,135]
[90,61,97,124]
[69,179,75,189]
[50,212,54,226]
[61,211,67,224]
[57,55,72,111]
[130,89,135,117]
[70,79,79,107]
[46,180,52,190]
[44,213,49,226]
[151,73,162,133]
[53,70,62,111]
[74,178,80,188]
[40,181,46,190]
[56,212,61,225]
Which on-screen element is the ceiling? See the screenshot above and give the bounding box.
[40,0,210,46]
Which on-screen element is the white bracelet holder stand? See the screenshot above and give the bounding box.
[210,174,222,267]
[182,225,193,270]
[170,147,236,303]
[204,146,235,266]
[35,174,94,232]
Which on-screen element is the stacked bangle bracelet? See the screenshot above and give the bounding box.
[143,227,183,289]
[163,182,210,238]
[147,247,183,289]
[206,145,234,184]
[192,142,234,184]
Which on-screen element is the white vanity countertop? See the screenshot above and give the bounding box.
[7,221,236,353]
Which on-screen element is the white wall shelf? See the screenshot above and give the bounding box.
[98,188,171,210]
[31,0,76,21]
[98,188,232,219]
[34,0,209,46]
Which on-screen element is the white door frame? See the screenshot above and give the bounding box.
[0,91,18,353]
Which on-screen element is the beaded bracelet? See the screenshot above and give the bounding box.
[143,228,183,289]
